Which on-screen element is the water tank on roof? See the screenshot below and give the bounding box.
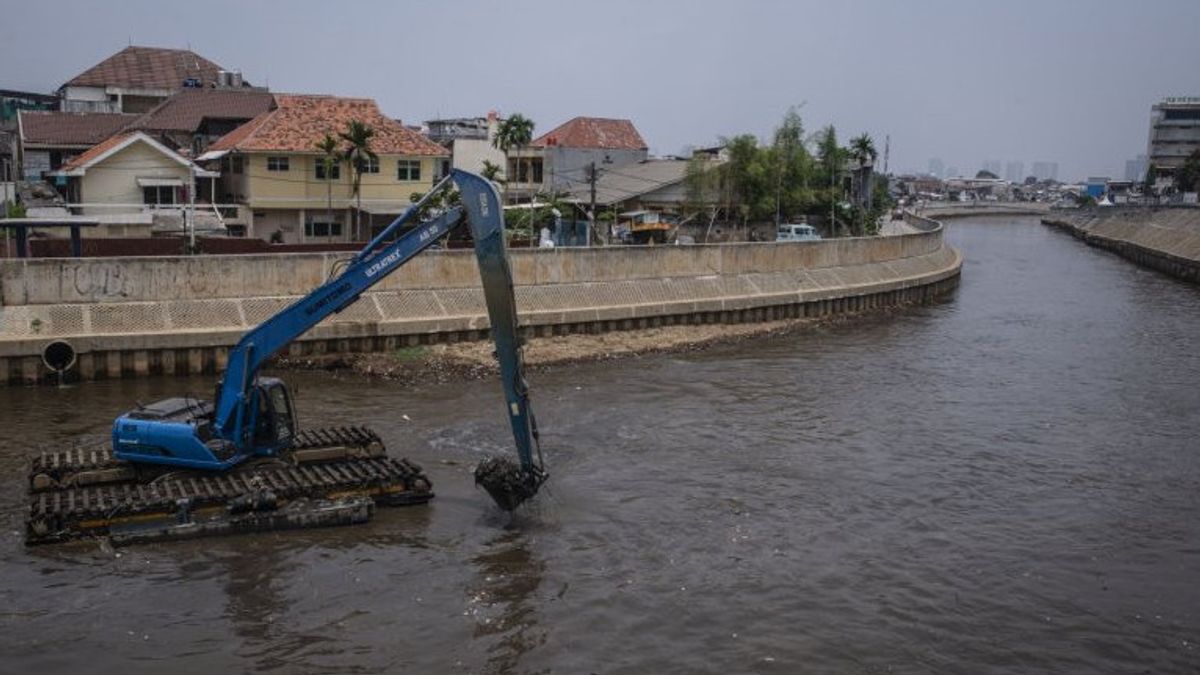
[217,70,231,87]
[231,71,243,88]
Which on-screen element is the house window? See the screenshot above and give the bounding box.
[358,157,380,174]
[397,160,421,182]
[315,160,340,180]
[267,156,289,171]
[231,155,244,174]
[304,221,344,238]
[143,186,177,205]
[515,158,543,184]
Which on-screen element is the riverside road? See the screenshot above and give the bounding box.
[1,215,1197,673]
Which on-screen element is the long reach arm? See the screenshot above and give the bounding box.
[206,170,543,507]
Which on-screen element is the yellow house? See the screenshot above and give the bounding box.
[203,94,449,242]
[51,131,220,232]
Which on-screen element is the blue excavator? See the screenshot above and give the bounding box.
[26,170,546,544]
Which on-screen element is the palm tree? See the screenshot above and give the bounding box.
[481,159,504,184]
[849,133,877,166]
[492,113,535,204]
[339,119,377,240]
[314,133,339,238]
[849,133,878,214]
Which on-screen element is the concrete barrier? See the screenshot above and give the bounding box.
[0,223,962,384]
[1042,207,1200,283]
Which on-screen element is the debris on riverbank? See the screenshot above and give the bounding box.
[274,317,843,384]
[273,307,914,383]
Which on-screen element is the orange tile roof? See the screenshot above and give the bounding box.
[209,94,447,156]
[531,117,647,150]
[64,46,227,90]
[60,132,137,171]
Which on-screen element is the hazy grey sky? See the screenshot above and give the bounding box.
[3,0,1198,180]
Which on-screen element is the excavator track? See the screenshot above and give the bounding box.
[25,426,433,545]
[28,426,385,492]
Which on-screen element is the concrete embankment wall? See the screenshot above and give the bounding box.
[922,203,1051,219]
[0,220,961,384]
[1042,207,1200,283]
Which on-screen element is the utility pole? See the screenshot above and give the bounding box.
[188,162,196,252]
[830,159,836,236]
[588,160,599,246]
[1,158,9,258]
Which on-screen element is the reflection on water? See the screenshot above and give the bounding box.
[1,217,1199,672]
[468,529,546,675]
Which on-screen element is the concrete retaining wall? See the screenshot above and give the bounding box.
[921,203,1051,219]
[1042,207,1200,283]
[0,223,962,384]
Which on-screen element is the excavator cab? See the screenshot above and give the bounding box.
[250,377,297,452]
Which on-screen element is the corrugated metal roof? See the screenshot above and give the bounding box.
[566,159,699,206]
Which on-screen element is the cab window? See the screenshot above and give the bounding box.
[268,385,295,444]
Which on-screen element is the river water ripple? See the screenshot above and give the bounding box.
[1,217,1198,673]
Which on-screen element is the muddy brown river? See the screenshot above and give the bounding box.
[2,216,1198,673]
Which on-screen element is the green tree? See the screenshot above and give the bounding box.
[772,107,812,224]
[849,133,878,231]
[815,125,848,234]
[481,159,504,184]
[314,133,340,237]
[1176,150,1200,193]
[492,113,535,203]
[721,134,775,226]
[684,154,721,221]
[849,133,877,167]
[339,119,377,240]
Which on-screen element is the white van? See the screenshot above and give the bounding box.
[776,223,821,242]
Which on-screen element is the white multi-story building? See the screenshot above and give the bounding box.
[1146,96,1200,183]
[423,112,506,178]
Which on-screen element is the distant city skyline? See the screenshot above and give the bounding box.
[1,0,1197,182]
[921,156,1056,182]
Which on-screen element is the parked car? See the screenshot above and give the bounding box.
[776,223,821,242]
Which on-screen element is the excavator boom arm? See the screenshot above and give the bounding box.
[209,170,544,508]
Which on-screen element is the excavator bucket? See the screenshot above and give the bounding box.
[474,456,545,511]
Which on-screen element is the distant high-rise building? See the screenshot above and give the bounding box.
[1146,97,1200,183]
[927,157,944,178]
[1125,154,1149,182]
[945,166,960,179]
[1005,161,1025,183]
[982,159,1002,177]
[1032,161,1059,182]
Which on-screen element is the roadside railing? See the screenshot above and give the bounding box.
[62,203,246,222]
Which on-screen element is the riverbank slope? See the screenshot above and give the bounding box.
[1042,207,1200,282]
